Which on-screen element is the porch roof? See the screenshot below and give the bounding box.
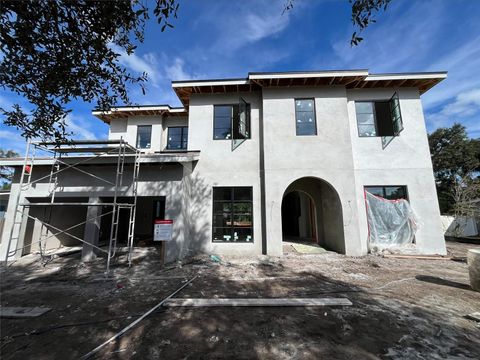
[0,151,200,167]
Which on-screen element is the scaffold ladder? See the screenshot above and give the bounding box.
[4,141,34,262]
[127,149,141,266]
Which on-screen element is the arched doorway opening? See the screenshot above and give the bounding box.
[281,191,316,241]
[281,177,345,253]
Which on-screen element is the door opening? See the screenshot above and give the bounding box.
[281,191,316,242]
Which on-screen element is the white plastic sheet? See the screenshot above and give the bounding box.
[365,191,420,251]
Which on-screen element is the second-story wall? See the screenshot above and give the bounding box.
[108,115,188,152]
[347,88,433,170]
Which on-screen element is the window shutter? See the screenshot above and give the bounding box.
[389,92,403,135]
[232,97,249,150]
[382,92,403,149]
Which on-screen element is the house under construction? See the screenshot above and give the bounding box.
[0,70,448,270]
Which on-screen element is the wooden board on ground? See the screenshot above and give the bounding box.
[164,298,352,307]
[0,307,51,318]
[383,254,450,260]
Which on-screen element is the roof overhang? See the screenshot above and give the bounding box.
[93,105,187,123]
[172,78,259,107]
[95,70,447,117]
[171,70,447,106]
[360,72,448,94]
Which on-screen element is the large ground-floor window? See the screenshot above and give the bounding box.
[364,185,408,200]
[212,187,253,242]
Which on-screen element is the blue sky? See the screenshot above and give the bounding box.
[1,0,480,153]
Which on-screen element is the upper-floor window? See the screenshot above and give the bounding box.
[355,93,403,139]
[213,104,251,140]
[167,126,188,150]
[212,187,253,242]
[136,125,152,149]
[295,99,317,136]
[365,185,408,200]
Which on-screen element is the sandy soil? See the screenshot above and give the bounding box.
[1,240,479,359]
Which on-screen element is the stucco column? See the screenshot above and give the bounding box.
[82,197,101,262]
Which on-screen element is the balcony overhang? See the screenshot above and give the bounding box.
[0,151,200,167]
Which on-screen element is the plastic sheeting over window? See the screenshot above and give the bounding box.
[365,191,420,251]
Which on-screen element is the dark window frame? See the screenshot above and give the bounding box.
[355,100,398,138]
[212,186,254,243]
[136,125,152,149]
[166,126,188,150]
[213,104,251,141]
[294,98,317,136]
[364,185,409,201]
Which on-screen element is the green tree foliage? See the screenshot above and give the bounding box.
[428,123,480,213]
[0,0,178,141]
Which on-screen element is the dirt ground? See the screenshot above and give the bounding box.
[1,240,479,359]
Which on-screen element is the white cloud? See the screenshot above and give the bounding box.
[0,129,27,154]
[110,44,160,84]
[164,57,193,81]
[65,115,98,140]
[0,129,22,141]
[427,87,480,121]
[210,1,291,53]
[243,12,290,43]
[425,88,480,137]
[422,36,480,110]
[440,88,480,118]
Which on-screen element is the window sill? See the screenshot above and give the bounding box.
[163,148,188,152]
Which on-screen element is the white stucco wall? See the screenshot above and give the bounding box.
[108,115,188,152]
[261,86,363,256]
[347,88,446,255]
[185,92,263,257]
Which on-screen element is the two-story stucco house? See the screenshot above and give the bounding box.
[0,70,448,264]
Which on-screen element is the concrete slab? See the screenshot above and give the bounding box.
[290,242,327,254]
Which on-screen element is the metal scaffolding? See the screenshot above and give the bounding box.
[3,139,141,273]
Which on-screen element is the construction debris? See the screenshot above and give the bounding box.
[0,307,51,318]
[1,241,479,359]
[163,298,352,307]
